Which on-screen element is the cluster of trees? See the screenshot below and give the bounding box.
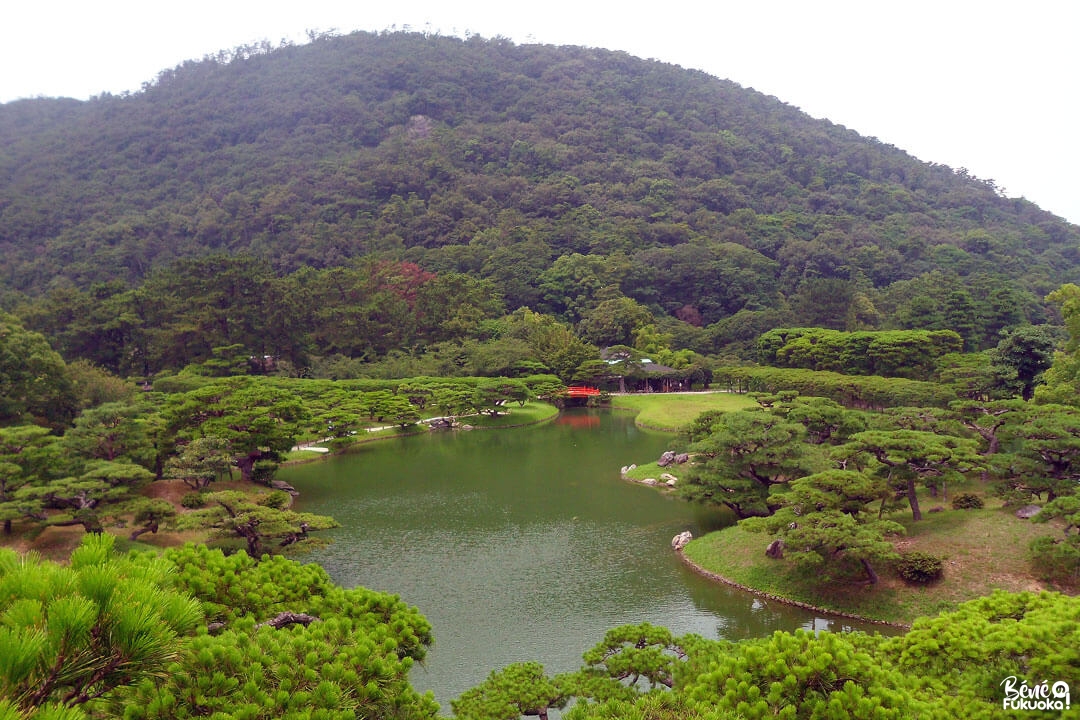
[6,534,1078,719]
[712,365,960,409]
[713,318,1061,408]
[678,286,1080,585]
[12,256,503,378]
[0,308,566,550]
[9,256,713,384]
[678,393,1080,584]
[757,327,964,379]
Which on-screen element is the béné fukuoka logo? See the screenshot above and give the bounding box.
[1001,676,1071,712]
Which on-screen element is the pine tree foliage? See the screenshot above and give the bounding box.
[176,490,339,558]
[0,534,202,715]
[680,410,827,518]
[743,470,904,584]
[451,662,567,720]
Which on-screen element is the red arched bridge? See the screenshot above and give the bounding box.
[564,386,601,398]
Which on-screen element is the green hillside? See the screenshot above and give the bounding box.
[1,30,1075,374]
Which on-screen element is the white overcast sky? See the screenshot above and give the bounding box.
[3,1,1078,225]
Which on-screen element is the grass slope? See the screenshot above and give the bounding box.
[609,392,757,431]
[462,401,560,428]
[683,495,1055,625]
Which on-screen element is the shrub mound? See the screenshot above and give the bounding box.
[951,493,984,510]
[897,552,945,584]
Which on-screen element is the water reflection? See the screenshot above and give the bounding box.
[553,412,601,428]
[283,409,898,709]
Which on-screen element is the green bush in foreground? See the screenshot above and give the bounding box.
[6,537,1080,720]
[105,543,438,720]
[1,537,438,720]
[0,534,202,718]
[452,591,1080,720]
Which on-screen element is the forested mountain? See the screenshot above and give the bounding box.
[1,30,1076,375]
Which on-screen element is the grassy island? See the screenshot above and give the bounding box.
[611,388,1078,628]
[681,497,1053,626]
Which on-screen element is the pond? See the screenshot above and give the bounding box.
[281,408,892,711]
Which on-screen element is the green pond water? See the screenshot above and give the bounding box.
[282,408,893,711]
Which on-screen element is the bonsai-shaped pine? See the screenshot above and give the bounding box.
[679,410,827,519]
[743,469,904,584]
[178,490,338,558]
[161,378,307,484]
[452,662,567,720]
[163,436,233,490]
[569,623,688,701]
[835,429,982,521]
[14,460,155,535]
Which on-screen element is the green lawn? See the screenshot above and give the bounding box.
[683,494,1058,625]
[282,448,331,463]
[609,392,757,431]
[463,401,560,428]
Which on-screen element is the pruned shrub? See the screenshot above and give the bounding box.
[1030,536,1080,586]
[951,493,984,510]
[180,492,206,509]
[259,490,292,509]
[896,552,945,584]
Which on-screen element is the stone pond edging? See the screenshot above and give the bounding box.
[675,547,912,630]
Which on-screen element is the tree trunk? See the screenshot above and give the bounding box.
[129,521,158,541]
[861,558,879,584]
[256,612,319,629]
[235,451,260,483]
[2,518,10,535]
[51,517,103,533]
[244,532,262,558]
[728,502,773,519]
[907,478,922,521]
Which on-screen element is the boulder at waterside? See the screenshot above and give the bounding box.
[270,480,299,496]
[671,530,693,550]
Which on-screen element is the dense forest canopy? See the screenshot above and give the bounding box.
[1,30,1077,375]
